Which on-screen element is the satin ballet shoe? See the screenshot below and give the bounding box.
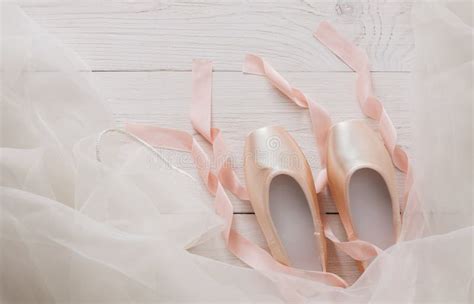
[244,126,327,271]
[327,120,401,267]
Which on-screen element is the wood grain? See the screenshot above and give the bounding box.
[96,71,412,213]
[21,0,414,72]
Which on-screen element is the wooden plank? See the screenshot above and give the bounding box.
[96,70,411,212]
[21,0,414,72]
[189,213,361,285]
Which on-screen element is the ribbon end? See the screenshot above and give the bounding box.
[243,53,265,75]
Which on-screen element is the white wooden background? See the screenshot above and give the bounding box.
[21,0,414,285]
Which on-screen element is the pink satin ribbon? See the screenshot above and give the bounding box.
[243,54,332,193]
[314,21,418,240]
[126,20,418,291]
[314,21,409,175]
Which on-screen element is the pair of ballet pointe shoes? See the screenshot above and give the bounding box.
[244,120,401,272]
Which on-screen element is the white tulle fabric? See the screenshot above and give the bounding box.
[1,1,472,303]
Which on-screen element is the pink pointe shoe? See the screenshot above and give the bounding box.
[327,120,401,268]
[244,126,327,271]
